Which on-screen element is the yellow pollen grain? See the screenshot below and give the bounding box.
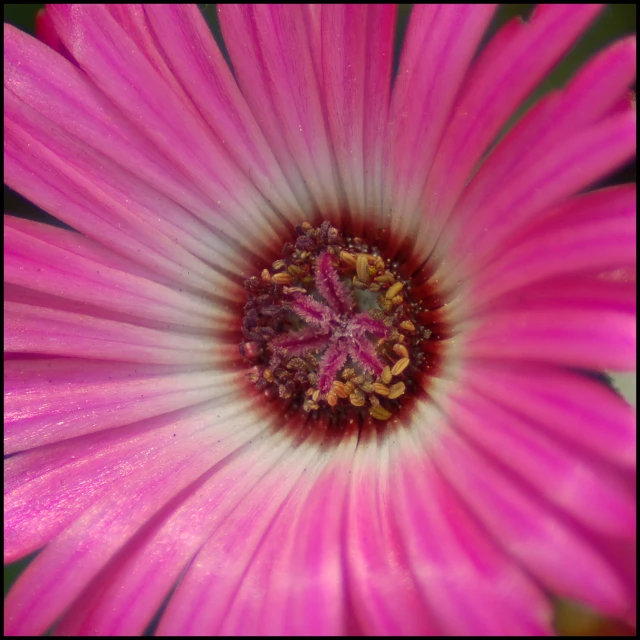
[391,295,404,306]
[399,320,416,332]
[282,286,307,295]
[349,390,366,407]
[373,382,390,396]
[370,405,392,421]
[327,390,338,406]
[391,357,410,376]
[356,254,370,283]
[388,381,406,400]
[272,272,292,285]
[261,269,272,282]
[272,259,286,270]
[381,366,393,384]
[332,380,349,398]
[311,389,321,402]
[386,281,404,300]
[393,343,409,358]
[340,251,357,267]
[287,264,305,278]
[374,256,386,272]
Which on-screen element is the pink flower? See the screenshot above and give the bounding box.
[4,4,636,636]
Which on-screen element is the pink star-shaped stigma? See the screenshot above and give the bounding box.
[271,252,389,393]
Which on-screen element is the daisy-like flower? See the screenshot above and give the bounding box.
[4,3,636,636]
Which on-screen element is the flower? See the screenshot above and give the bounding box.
[3,3,636,636]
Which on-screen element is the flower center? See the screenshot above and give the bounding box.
[239,221,444,429]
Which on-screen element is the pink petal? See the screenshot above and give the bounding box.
[141,5,302,218]
[387,4,496,242]
[389,425,553,635]
[469,186,636,308]
[446,109,636,276]
[346,432,439,634]
[425,4,603,221]
[4,217,226,328]
[460,360,636,468]
[45,5,290,230]
[34,7,65,55]
[53,426,304,635]
[224,434,357,635]
[447,387,635,536]
[4,299,228,365]
[432,427,633,617]
[451,37,636,244]
[4,397,267,636]
[218,4,340,213]
[4,358,240,453]
[319,5,396,221]
[462,279,636,371]
[157,426,355,635]
[4,22,287,279]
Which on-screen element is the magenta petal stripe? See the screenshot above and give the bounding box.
[142,5,305,218]
[45,5,291,228]
[4,301,229,365]
[444,109,636,278]
[447,388,635,536]
[4,22,290,260]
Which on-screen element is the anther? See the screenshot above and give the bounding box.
[388,381,406,400]
[391,357,410,376]
[386,281,404,300]
[369,405,392,421]
[393,343,409,358]
[356,254,370,283]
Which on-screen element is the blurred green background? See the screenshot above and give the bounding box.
[3,3,636,636]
